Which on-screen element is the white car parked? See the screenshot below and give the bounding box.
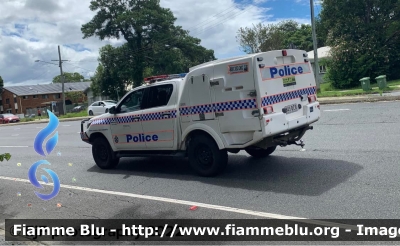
[88,100,117,116]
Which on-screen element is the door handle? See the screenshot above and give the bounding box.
[162,113,171,116]
[133,116,141,121]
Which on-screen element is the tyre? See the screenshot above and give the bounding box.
[92,136,119,169]
[89,110,93,116]
[105,108,109,113]
[245,146,277,158]
[187,134,228,177]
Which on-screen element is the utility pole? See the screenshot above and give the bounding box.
[52,45,68,115]
[310,0,320,92]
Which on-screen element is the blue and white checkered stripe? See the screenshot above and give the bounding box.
[190,104,214,114]
[179,99,257,115]
[90,110,178,125]
[262,87,316,107]
[179,107,191,115]
[213,99,257,113]
[90,118,112,125]
[141,110,177,121]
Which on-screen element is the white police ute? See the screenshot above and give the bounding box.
[80,49,321,177]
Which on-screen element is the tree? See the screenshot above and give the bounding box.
[81,0,215,88]
[320,0,400,88]
[90,45,131,100]
[0,75,4,89]
[65,91,85,105]
[53,72,88,83]
[236,20,315,54]
[0,153,11,162]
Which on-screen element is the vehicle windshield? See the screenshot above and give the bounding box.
[3,114,14,117]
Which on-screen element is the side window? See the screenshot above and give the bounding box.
[118,89,144,113]
[91,102,99,106]
[144,84,173,109]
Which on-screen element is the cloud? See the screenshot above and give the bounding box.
[0,0,307,86]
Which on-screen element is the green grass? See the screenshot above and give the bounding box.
[19,110,89,122]
[58,111,89,119]
[318,79,400,97]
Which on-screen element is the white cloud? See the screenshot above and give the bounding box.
[0,0,306,86]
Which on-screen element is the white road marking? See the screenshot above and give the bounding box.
[324,109,351,112]
[0,175,357,230]
[0,146,29,148]
[62,125,71,127]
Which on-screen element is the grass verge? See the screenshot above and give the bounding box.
[318,79,400,97]
[19,111,89,122]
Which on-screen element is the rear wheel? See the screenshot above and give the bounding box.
[188,134,228,177]
[92,136,119,169]
[245,146,277,158]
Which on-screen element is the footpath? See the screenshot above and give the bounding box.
[0,92,399,127]
[318,90,400,105]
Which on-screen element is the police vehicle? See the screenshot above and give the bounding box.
[80,49,321,177]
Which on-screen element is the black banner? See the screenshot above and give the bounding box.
[5,219,400,242]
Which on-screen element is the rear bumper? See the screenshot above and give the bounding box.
[262,101,320,137]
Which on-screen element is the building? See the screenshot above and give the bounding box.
[307,46,331,84]
[0,82,91,116]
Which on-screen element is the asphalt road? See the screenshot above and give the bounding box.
[1,101,400,244]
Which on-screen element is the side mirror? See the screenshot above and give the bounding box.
[109,106,116,114]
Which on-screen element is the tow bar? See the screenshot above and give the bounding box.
[293,139,305,149]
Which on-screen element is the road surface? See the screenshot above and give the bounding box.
[1,101,400,244]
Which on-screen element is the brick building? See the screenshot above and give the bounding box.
[0,82,91,115]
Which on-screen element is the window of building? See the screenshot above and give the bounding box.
[33,95,38,99]
[22,96,28,99]
[0,100,2,104]
[6,109,11,113]
[42,94,49,99]
[53,94,61,99]
[5,99,9,104]
[14,98,17,103]
[319,65,327,74]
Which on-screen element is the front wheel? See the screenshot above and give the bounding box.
[89,110,93,116]
[245,146,277,158]
[188,135,228,177]
[92,136,119,169]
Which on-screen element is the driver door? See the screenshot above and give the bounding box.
[110,88,146,150]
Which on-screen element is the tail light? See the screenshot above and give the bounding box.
[282,50,287,56]
[263,106,273,114]
[308,95,316,103]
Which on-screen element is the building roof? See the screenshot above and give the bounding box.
[307,46,331,61]
[4,82,91,96]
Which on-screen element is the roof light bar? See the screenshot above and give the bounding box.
[144,73,188,84]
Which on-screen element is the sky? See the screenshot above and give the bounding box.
[0,0,322,86]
